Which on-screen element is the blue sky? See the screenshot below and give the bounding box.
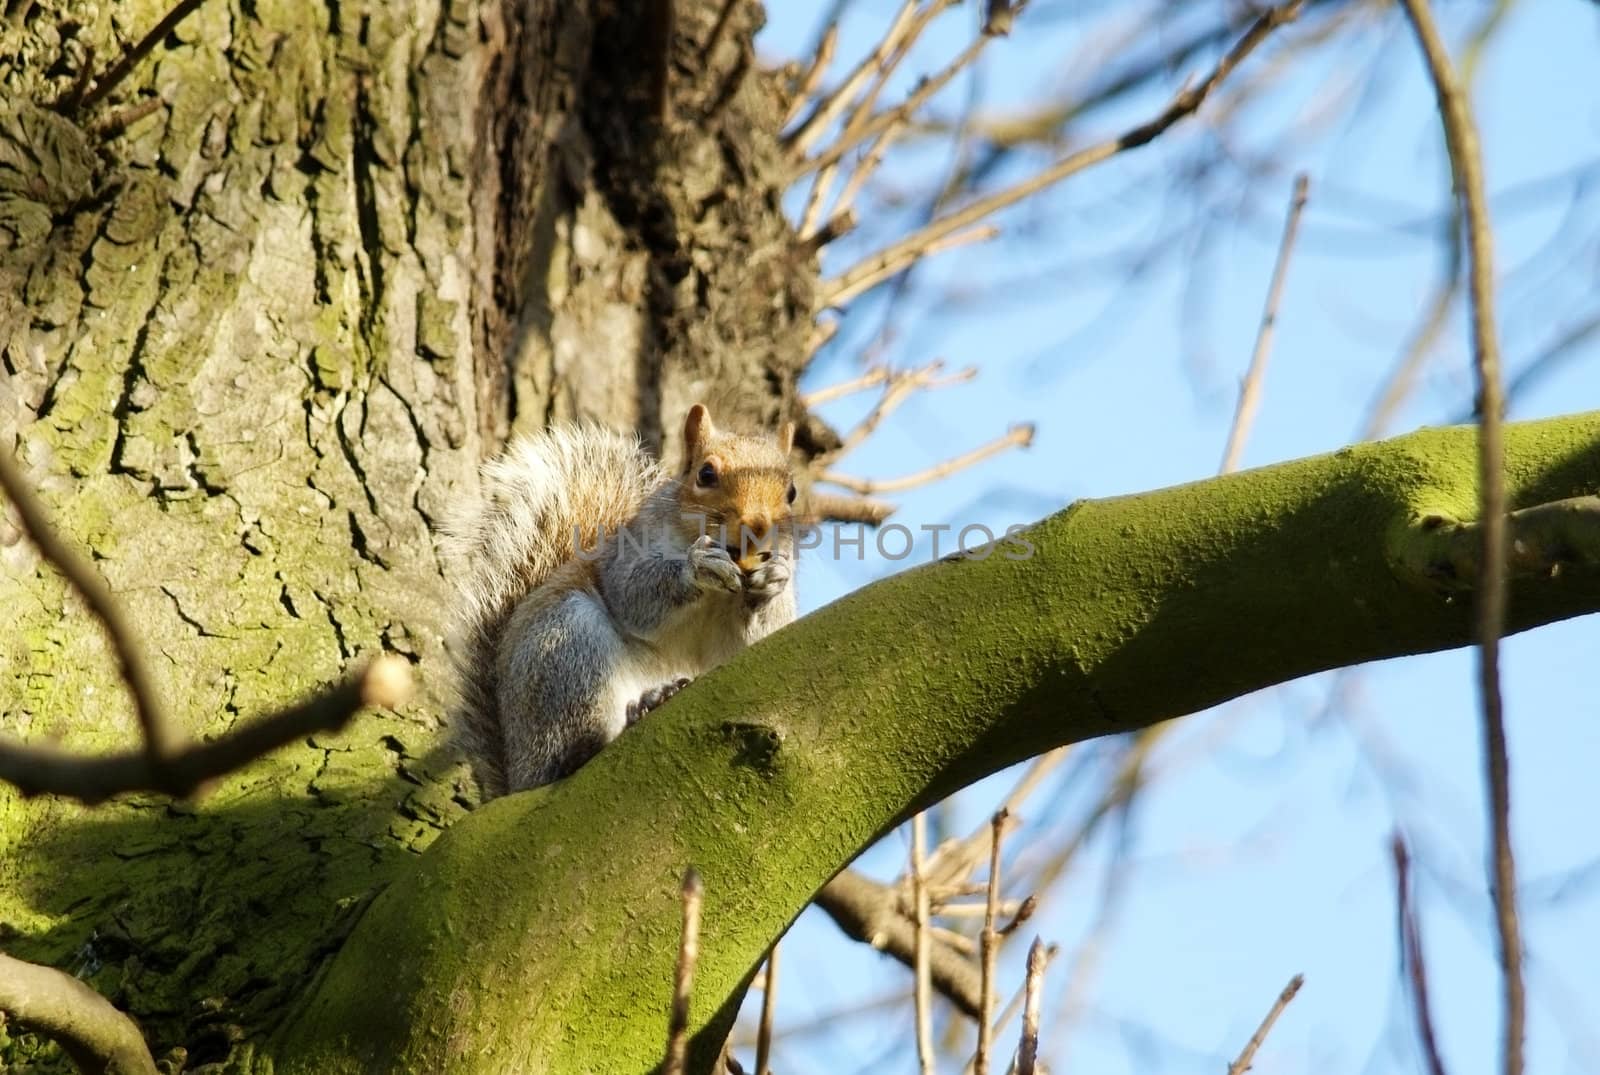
[742,2,1600,1072]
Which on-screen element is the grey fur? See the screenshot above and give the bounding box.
[439,423,797,798]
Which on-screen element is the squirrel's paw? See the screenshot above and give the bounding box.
[688,535,742,593]
[625,676,693,726]
[743,550,792,602]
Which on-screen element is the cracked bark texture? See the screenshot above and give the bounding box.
[0,0,806,1069]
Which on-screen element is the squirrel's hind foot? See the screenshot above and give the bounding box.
[625,676,693,726]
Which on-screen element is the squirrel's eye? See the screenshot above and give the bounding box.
[697,462,718,487]
[786,483,797,504]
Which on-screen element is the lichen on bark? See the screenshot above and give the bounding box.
[2,0,811,1068]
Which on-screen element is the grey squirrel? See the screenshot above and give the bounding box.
[441,404,799,797]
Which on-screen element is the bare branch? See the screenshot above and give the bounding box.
[807,493,898,527]
[75,0,211,113]
[0,656,413,804]
[819,0,1304,309]
[975,809,1008,1075]
[911,812,936,1075]
[0,952,159,1075]
[822,360,978,466]
[783,23,839,129]
[1398,7,1521,1074]
[818,423,1033,496]
[820,223,1000,308]
[1014,938,1047,1075]
[835,0,963,152]
[801,367,892,407]
[1393,835,1450,1075]
[1226,973,1305,1075]
[805,318,840,357]
[814,869,985,1018]
[0,441,177,763]
[783,0,917,159]
[755,942,778,1075]
[796,209,858,255]
[700,0,741,64]
[663,867,704,1075]
[802,32,987,181]
[1221,173,1309,474]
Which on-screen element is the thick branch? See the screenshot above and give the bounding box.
[815,869,983,1019]
[274,413,1600,1075]
[0,953,159,1075]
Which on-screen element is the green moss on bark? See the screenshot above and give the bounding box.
[273,413,1600,1074]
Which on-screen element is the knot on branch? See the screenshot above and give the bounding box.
[720,721,783,775]
[1389,495,1600,594]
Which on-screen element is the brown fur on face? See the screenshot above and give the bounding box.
[677,404,796,571]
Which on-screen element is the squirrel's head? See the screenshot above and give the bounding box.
[678,403,797,572]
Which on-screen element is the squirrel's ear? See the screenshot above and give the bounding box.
[683,404,714,464]
[777,421,795,455]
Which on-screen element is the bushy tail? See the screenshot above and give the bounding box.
[438,424,668,798]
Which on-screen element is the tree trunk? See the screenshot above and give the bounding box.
[1,0,806,1070]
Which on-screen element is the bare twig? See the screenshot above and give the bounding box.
[820,223,999,308]
[95,96,165,139]
[755,942,779,1075]
[998,895,1036,938]
[664,867,704,1075]
[0,953,159,1075]
[700,0,740,63]
[1398,6,1521,1074]
[831,109,913,221]
[819,0,1304,309]
[76,0,211,112]
[783,23,839,129]
[799,162,843,238]
[1360,222,1462,440]
[796,209,858,255]
[1393,835,1450,1075]
[912,812,936,1075]
[0,655,412,804]
[0,441,176,763]
[818,422,1033,495]
[784,0,917,158]
[803,30,988,181]
[823,360,978,465]
[975,809,1008,1075]
[801,367,892,407]
[1220,173,1309,474]
[1226,973,1305,1075]
[807,493,898,526]
[1015,938,1047,1075]
[963,944,1056,1075]
[836,0,962,149]
[805,318,840,357]
[54,43,96,113]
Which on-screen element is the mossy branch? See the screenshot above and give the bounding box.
[272,412,1600,1075]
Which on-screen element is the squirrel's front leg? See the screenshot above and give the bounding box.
[742,546,792,605]
[600,533,738,643]
[688,534,742,594]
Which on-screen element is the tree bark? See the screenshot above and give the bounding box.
[2,0,805,1069]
